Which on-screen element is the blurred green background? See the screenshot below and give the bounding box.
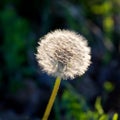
[0,0,120,119]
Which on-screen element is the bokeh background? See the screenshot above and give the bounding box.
[0,0,120,120]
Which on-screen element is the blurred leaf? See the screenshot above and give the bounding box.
[103,81,114,92]
[99,114,108,120]
[103,16,113,32]
[91,2,112,14]
[95,97,104,115]
[112,113,118,120]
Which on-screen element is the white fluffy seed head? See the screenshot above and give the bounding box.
[36,29,91,80]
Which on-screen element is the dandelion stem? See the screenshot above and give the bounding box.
[42,76,61,120]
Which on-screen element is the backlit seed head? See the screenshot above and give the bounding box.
[36,29,91,80]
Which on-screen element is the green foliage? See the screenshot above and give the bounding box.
[61,84,118,120]
[0,7,28,71]
[62,90,88,120]
[61,89,99,120]
[0,7,35,93]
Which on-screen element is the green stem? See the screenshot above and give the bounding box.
[42,76,61,120]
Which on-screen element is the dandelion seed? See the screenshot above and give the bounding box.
[36,29,91,80]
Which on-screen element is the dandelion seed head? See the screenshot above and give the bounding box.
[36,29,91,80]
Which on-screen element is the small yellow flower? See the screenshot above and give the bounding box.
[36,29,91,79]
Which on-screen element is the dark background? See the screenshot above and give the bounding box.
[0,0,120,119]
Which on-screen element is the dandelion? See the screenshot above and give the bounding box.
[36,29,91,120]
[36,29,91,80]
